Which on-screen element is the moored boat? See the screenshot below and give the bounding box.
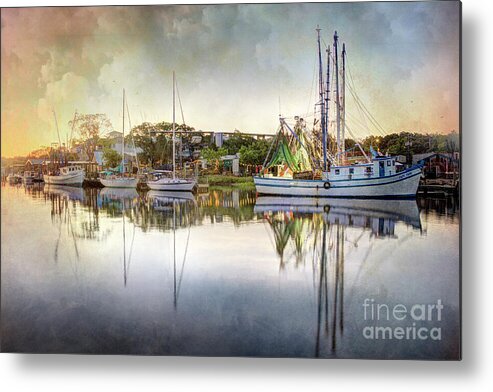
[147,72,197,192]
[254,29,422,198]
[100,176,139,188]
[100,89,138,189]
[44,165,85,186]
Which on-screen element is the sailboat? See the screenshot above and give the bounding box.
[147,72,196,192]
[254,29,423,198]
[44,111,85,186]
[100,89,139,188]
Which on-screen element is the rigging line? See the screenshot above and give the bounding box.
[343,71,372,128]
[262,123,281,167]
[346,60,388,136]
[306,51,319,118]
[345,112,371,139]
[346,82,385,137]
[175,78,186,126]
[125,97,140,172]
[69,110,78,148]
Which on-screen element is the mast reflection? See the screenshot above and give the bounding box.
[255,196,422,356]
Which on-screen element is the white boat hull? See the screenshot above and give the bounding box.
[44,171,85,186]
[254,166,422,198]
[100,177,138,188]
[147,178,196,192]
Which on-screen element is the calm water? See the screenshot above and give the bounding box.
[1,183,460,359]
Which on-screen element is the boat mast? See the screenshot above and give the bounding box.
[122,88,125,175]
[334,31,341,165]
[52,110,62,168]
[172,71,176,180]
[325,46,331,171]
[341,43,346,164]
[316,27,327,171]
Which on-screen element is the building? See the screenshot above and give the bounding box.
[25,158,46,172]
[413,152,460,180]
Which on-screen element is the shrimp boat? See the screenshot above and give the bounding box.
[44,165,85,186]
[100,89,139,189]
[147,72,196,192]
[254,29,422,198]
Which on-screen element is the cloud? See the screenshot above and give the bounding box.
[1,3,460,156]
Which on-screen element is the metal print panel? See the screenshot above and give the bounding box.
[0,1,461,359]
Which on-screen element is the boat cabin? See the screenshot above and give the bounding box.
[325,157,397,181]
[60,165,83,175]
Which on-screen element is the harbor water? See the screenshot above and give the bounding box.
[1,183,460,359]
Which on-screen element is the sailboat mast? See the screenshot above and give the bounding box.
[172,71,176,180]
[325,46,331,171]
[341,43,346,164]
[316,27,327,171]
[122,88,125,174]
[53,110,62,167]
[334,31,341,165]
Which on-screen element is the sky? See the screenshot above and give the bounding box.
[1,2,460,157]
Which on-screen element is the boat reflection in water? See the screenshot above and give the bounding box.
[255,196,423,357]
[3,183,459,358]
[147,190,196,309]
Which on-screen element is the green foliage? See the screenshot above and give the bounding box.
[222,132,255,155]
[201,147,228,163]
[201,147,227,173]
[359,131,460,156]
[103,148,121,169]
[238,139,270,166]
[131,121,194,166]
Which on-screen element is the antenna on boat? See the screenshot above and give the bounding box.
[333,31,341,166]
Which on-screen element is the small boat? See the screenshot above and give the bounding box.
[147,176,196,192]
[44,165,85,186]
[22,171,44,185]
[147,72,196,192]
[254,29,422,198]
[7,173,21,184]
[100,176,138,189]
[100,89,138,189]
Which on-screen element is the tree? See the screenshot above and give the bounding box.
[131,121,194,166]
[238,139,270,166]
[70,114,113,162]
[201,147,227,172]
[103,148,122,169]
[222,131,255,155]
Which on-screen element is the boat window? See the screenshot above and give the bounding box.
[366,167,372,173]
[387,160,391,166]
[392,160,395,166]
[335,169,340,175]
[349,168,354,174]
